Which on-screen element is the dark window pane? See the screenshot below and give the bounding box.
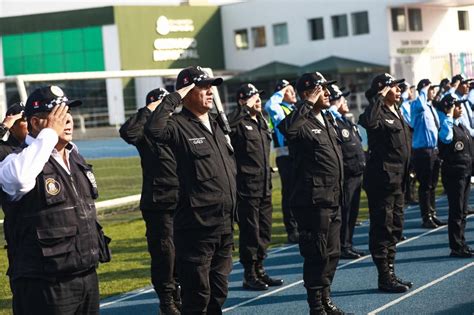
[391,8,406,31]
[408,8,422,31]
[309,17,324,40]
[352,11,370,35]
[332,14,348,38]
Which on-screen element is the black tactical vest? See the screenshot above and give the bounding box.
[439,123,473,177]
[335,118,366,177]
[2,148,101,280]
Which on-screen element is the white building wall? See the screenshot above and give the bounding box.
[221,0,407,71]
[388,4,474,83]
[0,38,6,118]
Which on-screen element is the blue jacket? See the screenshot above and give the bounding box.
[264,90,295,156]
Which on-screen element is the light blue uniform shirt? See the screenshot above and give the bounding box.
[400,91,412,127]
[454,91,474,137]
[410,87,440,149]
[264,90,295,156]
[438,111,458,144]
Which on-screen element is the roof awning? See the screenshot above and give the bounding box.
[300,56,388,75]
[226,61,300,83]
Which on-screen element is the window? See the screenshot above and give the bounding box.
[331,14,348,38]
[308,17,325,40]
[391,8,406,31]
[273,23,289,46]
[458,10,470,30]
[234,29,249,50]
[352,11,370,35]
[251,26,266,48]
[408,8,422,31]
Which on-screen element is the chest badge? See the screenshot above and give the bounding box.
[86,171,98,188]
[45,178,61,196]
[455,141,464,151]
[341,129,350,138]
[188,137,205,145]
[311,128,322,134]
[244,125,253,130]
[385,119,394,124]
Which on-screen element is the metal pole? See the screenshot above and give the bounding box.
[15,76,28,103]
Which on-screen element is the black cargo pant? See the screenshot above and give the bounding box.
[237,195,272,265]
[11,269,99,315]
[294,206,341,289]
[276,155,298,235]
[341,174,363,250]
[174,231,233,315]
[413,148,440,220]
[367,188,405,262]
[442,173,471,252]
[141,210,176,296]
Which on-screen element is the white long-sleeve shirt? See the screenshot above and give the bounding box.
[0,128,76,201]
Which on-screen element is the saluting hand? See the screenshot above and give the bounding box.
[177,83,196,99]
[379,86,391,98]
[245,94,259,109]
[2,112,24,129]
[307,85,323,105]
[46,104,69,136]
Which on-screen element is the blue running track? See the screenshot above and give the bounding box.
[100,193,474,314]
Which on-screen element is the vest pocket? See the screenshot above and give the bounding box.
[36,225,79,273]
[190,144,217,182]
[152,177,179,203]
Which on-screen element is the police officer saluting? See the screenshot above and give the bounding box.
[437,94,473,258]
[146,66,236,314]
[119,88,181,314]
[228,83,283,291]
[279,72,346,315]
[327,84,367,259]
[0,86,110,314]
[359,74,412,293]
[0,102,28,161]
[411,79,445,228]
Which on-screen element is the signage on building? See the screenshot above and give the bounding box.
[153,15,200,62]
[396,39,431,55]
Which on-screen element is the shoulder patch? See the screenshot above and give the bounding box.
[45,178,61,196]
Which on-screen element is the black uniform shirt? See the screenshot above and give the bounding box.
[333,116,366,177]
[359,95,411,193]
[146,92,237,236]
[228,106,272,198]
[278,101,344,208]
[119,107,179,211]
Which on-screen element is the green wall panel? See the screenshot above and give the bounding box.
[2,26,105,75]
[114,6,224,70]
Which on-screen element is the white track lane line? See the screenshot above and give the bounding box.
[223,211,472,313]
[100,244,299,308]
[367,262,474,315]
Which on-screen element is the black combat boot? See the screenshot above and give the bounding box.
[243,262,268,291]
[158,292,180,315]
[321,286,345,315]
[255,260,284,286]
[307,288,327,315]
[387,260,413,288]
[374,259,409,293]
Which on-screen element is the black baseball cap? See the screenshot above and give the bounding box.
[175,66,223,90]
[236,83,265,101]
[274,79,290,92]
[438,93,462,111]
[296,72,336,94]
[5,102,25,116]
[399,82,410,93]
[328,84,350,102]
[439,78,449,87]
[416,79,431,91]
[370,73,405,92]
[25,85,82,117]
[451,74,473,84]
[146,88,169,105]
